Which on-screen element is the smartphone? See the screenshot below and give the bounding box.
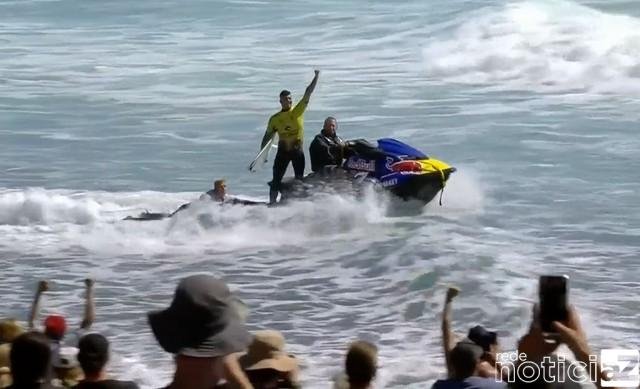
[538,275,569,334]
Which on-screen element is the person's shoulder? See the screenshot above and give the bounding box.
[106,381,139,389]
[292,99,308,114]
[64,328,91,347]
[432,378,458,389]
[74,380,140,389]
[269,110,285,121]
[463,376,507,389]
[113,381,139,389]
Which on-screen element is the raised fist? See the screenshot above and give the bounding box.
[37,280,49,293]
[445,286,460,302]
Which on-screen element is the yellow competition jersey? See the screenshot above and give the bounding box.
[266,99,308,149]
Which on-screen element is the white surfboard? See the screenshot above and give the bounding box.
[248,135,278,172]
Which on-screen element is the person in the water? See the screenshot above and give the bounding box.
[198,179,265,206]
[123,179,265,221]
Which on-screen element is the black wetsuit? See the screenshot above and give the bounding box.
[270,142,305,203]
[309,132,345,173]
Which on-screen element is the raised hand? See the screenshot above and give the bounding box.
[445,286,460,302]
[37,280,49,293]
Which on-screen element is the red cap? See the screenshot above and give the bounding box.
[44,315,67,340]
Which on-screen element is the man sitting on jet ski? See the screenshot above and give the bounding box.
[309,116,347,174]
[123,179,265,221]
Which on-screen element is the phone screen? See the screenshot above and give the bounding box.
[539,275,569,333]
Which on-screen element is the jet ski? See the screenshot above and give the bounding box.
[277,138,456,206]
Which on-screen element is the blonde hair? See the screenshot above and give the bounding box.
[0,319,24,343]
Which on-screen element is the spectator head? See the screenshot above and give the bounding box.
[53,346,83,386]
[322,117,338,137]
[148,274,251,383]
[0,319,23,370]
[449,340,484,379]
[238,330,298,389]
[44,315,67,342]
[468,325,498,354]
[10,331,51,385]
[0,319,24,344]
[78,333,110,377]
[345,340,378,388]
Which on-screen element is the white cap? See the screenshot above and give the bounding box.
[53,346,79,368]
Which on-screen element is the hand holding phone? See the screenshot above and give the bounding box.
[538,275,569,335]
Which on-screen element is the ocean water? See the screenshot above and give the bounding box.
[1,0,639,387]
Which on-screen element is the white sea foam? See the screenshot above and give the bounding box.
[423,0,640,96]
[0,187,393,255]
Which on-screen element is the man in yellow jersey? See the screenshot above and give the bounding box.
[261,70,320,204]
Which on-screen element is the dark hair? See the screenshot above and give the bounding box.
[279,90,291,98]
[345,340,377,386]
[467,325,497,352]
[10,331,51,384]
[449,341,482,379]
[78,333,109,375]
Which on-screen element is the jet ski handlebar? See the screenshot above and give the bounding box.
[343,139,386,159]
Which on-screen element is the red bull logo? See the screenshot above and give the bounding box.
[391,160,423,172]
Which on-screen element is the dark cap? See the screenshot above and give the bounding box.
[78,333,109,360]
[467,325,498,351]
[279,90,291,98]
[147,274,250,358]
[78,333,109,375]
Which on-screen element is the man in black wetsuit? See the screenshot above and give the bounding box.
[309,116,346,173]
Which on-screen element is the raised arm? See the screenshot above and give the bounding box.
[80,278,95,330]
[442,286,460,377]
[28,280,49,329]
[301,70,320,103]
[223,354,254,389]
[552,307,614,389]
